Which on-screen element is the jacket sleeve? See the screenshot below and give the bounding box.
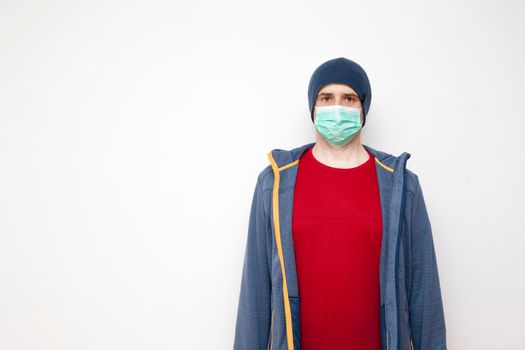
[408,176,447,350]
[234,175,272,350]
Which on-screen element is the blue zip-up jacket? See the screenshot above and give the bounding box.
[234,142,447,350]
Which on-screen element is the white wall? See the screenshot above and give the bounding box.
[1,0,524,349]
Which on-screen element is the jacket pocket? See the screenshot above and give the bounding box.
[405,308,414,350]
[289,296,300,349]
[380,304,388,350]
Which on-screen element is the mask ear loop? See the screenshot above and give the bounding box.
[359,97,366,127]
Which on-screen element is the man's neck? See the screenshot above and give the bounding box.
[312,133,370,169]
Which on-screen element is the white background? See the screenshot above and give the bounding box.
[1,0,524,349]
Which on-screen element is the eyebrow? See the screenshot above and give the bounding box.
[318,92,359,97]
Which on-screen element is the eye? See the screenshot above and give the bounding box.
[322,96,330,101]
[346,97,355,102]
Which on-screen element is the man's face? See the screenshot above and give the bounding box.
[314,83,364,123]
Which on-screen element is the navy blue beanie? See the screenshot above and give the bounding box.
[308,57,372,127]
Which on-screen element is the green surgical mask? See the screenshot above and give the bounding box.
[314,105,362,146]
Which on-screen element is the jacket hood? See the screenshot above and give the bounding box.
[268,141,412,173]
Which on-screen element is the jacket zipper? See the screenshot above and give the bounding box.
[394,155,411,350]
[267,152,296,350]
[409,336,414,350]
[268,308,274,350]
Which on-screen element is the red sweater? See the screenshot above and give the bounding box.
[292,145,383,350]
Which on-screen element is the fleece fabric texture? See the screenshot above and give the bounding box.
[234,142,447,350]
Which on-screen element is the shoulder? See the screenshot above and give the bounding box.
[256,165,274,192]
[404,167,421,197]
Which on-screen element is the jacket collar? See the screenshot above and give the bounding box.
[268,141,411,173]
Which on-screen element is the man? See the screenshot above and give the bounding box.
[234,57,446,350]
